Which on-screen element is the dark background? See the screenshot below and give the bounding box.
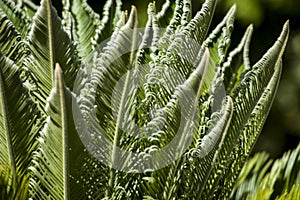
[48,0,300,158]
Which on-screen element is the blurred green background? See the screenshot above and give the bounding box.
[50,0,300,158]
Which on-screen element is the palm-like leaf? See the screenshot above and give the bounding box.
[0,52,41,197]
[200,20,289,199]
[29,65,72,199]
[0,7,27,64]
[29,64,107,199]
[24,0,80,112]
[74,0,289,199]
[62,0,122,59]
[0,164,28,199]
[0,0,292,199]
[231,142,300,199]
[0,0,32,38]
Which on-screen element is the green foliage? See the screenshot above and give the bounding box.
[0,164,28,199]
[231,142,300,199]
[0,0,292,199]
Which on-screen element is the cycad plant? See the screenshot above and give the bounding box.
[232,143,300,199]
[0,0,295,199]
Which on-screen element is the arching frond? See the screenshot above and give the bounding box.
[24,0,80,112]
[200,20,289,199]
[29,64,107,199]
[0,8,27,64]
[231,142,300,199]
[0,0,292,199]
[0,0,32,38]
[0,52,41,195]
[62,0,122,59]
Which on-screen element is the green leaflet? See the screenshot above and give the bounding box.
[156,0,216,61]
[92,0,122,45]
[0,0,292,199]
[200,21,290,199]
[218,58,282,199]
[0,164,28,199]
[156,0,174,28]
[203,4,236,92]
[77,7,143,197]
[0,0,32,38]
[181,0,192,26]
[142,50,210,199]
[29,64,106,199]
[223,25,253,94]
[29,65,69,199]
[276,184,300,200]
[63,0,122,59]
[0,8,27,64]
[24,0,80,113]
[144,0,217,114]
[63,0,100,59]
[135,2,158,64]
[231,142,300,199]
[168,96,234,199]
[0,52,41,192]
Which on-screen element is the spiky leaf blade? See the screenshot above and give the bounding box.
[0,0,32,38]
[0,52,41,195]
[201,21,289,199]
[29,64,100,199]
[24,0,80,113]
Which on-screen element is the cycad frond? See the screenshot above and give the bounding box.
[29,64,107,199]
[24,0,80,112]
[0,52,41,193]
[0,164,28,199]
[0,0,292,199]
[0,0,32,38]
[231,142,300,199]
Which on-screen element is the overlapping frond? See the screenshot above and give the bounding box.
[29,64,106,199]
[0,0,32,38]
[29,65,71,199]
[200,20,289,199]
[62,0,122,59]
[231,142,300,199]
[24,0,80,112]
[217,60,282,198]
[0,0,292,199]
[0,7,27,64]
[0,52,41,194]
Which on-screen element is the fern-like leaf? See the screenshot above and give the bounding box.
[0,52,41,194]
[24,0,80,113]
[231,142,300,199]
